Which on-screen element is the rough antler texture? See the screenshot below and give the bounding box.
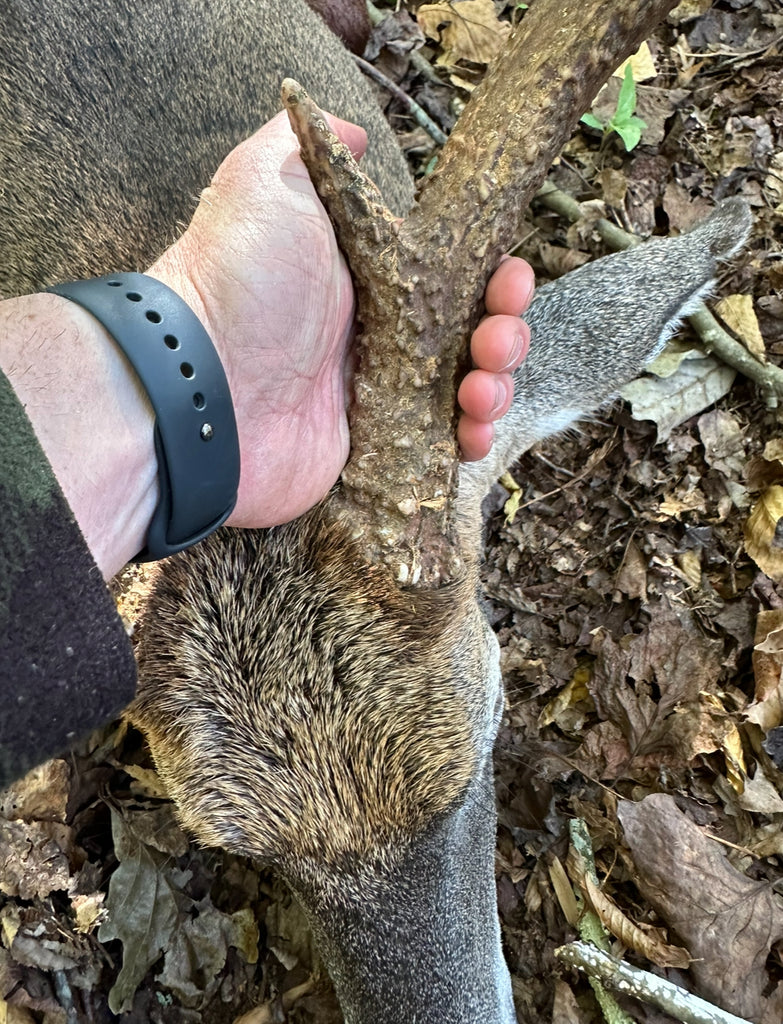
[283,0,678,588]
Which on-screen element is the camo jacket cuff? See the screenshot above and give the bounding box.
[0,369,137,789]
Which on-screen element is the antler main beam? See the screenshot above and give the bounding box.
[283,0,677,588]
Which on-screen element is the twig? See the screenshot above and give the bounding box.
[365,0,441,83]
[556,941,754,1024]
[533,182,782,402]
[565,821,636,1024]
[353,54,448,145]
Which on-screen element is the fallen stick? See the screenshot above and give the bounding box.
[556,941,754,1024]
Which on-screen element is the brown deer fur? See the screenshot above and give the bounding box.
[133,513,493,873]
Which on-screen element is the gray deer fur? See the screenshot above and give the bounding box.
[1,1,750,1021]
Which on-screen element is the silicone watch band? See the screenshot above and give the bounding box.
[47,273,240,561]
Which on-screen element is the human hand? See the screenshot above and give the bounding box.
[150,111,533,529]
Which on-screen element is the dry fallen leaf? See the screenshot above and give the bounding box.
[551,978,585,1024]
[0,820,75,900]
[417,0,510,66]
[765,151,783,208]
[0,760,70,823]
[620,349,736,441]
[499,470,521,524]
[613,540,648,601]
[0,1003,37,1023]
[614,41,657,81]
[566,846,690,969]
[746,438,783,491]
[716,294,766,363]
[697,409,746,477]
[744,485,783,581]
[737,766,783,814]
[71,893,107,935]
[748,608,783,732]
[587,606,724,768]
[668,0,713,25]
[619,793,783,1022]
[538,666,594,733]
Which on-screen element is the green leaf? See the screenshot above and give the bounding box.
[614,116,647,152]
[615,64,637,122]
[580,112,605,131]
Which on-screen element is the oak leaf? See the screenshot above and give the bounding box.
[417,0,510,66]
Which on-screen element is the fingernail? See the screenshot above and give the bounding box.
[491,380,508,417]
[501,329,527,371]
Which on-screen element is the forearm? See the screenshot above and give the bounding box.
[0,291,158,578]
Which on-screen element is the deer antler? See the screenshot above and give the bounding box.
[283,0,678,588]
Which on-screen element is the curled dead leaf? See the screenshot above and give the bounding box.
[566,845,690,970]
[744,485,783,581]
[716,294,766,363]
[417,0,511,66]
[582,874,691,969]
[748,608,783,732]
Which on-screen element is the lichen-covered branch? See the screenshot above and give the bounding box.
[556,942,754,1024]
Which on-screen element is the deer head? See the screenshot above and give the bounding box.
[3,0,749,1019]
[132,196,749,1023]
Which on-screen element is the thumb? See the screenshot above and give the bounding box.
[325,114,368,161]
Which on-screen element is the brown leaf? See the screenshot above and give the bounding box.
[566,846,690,970]
[549,855,580,928]
[417,0,511,66]
[697,409,746,478]
[716,294,766,363]
[748,608,783,732]
[581,874,690,969]
[0,759,70,823]
[745,485,783,582]
[0,820,75,900]
[537,241,591,278]
[587,606,724,767]
[619,793,783,1021]
[614,539,648,601]
[662,180,712,231]
[552,978,587,1024]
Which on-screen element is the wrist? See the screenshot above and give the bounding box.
[0,292,158,578]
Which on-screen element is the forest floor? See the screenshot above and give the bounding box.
[1,1,782,1022]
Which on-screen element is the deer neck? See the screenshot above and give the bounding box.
[287,759,515,1024]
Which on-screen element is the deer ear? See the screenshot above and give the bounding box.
[691,196,753,259]
[303,0,371,53]
[458,198,752,514]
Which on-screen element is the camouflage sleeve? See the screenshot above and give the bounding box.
[0,369,137,788]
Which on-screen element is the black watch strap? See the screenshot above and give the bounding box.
[47,272,240,561]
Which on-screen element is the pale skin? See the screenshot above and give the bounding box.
[0,112,533,579]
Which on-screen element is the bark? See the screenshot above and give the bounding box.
[284,0,678,587]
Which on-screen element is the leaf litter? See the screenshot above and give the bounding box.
[2,0,783,1021]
